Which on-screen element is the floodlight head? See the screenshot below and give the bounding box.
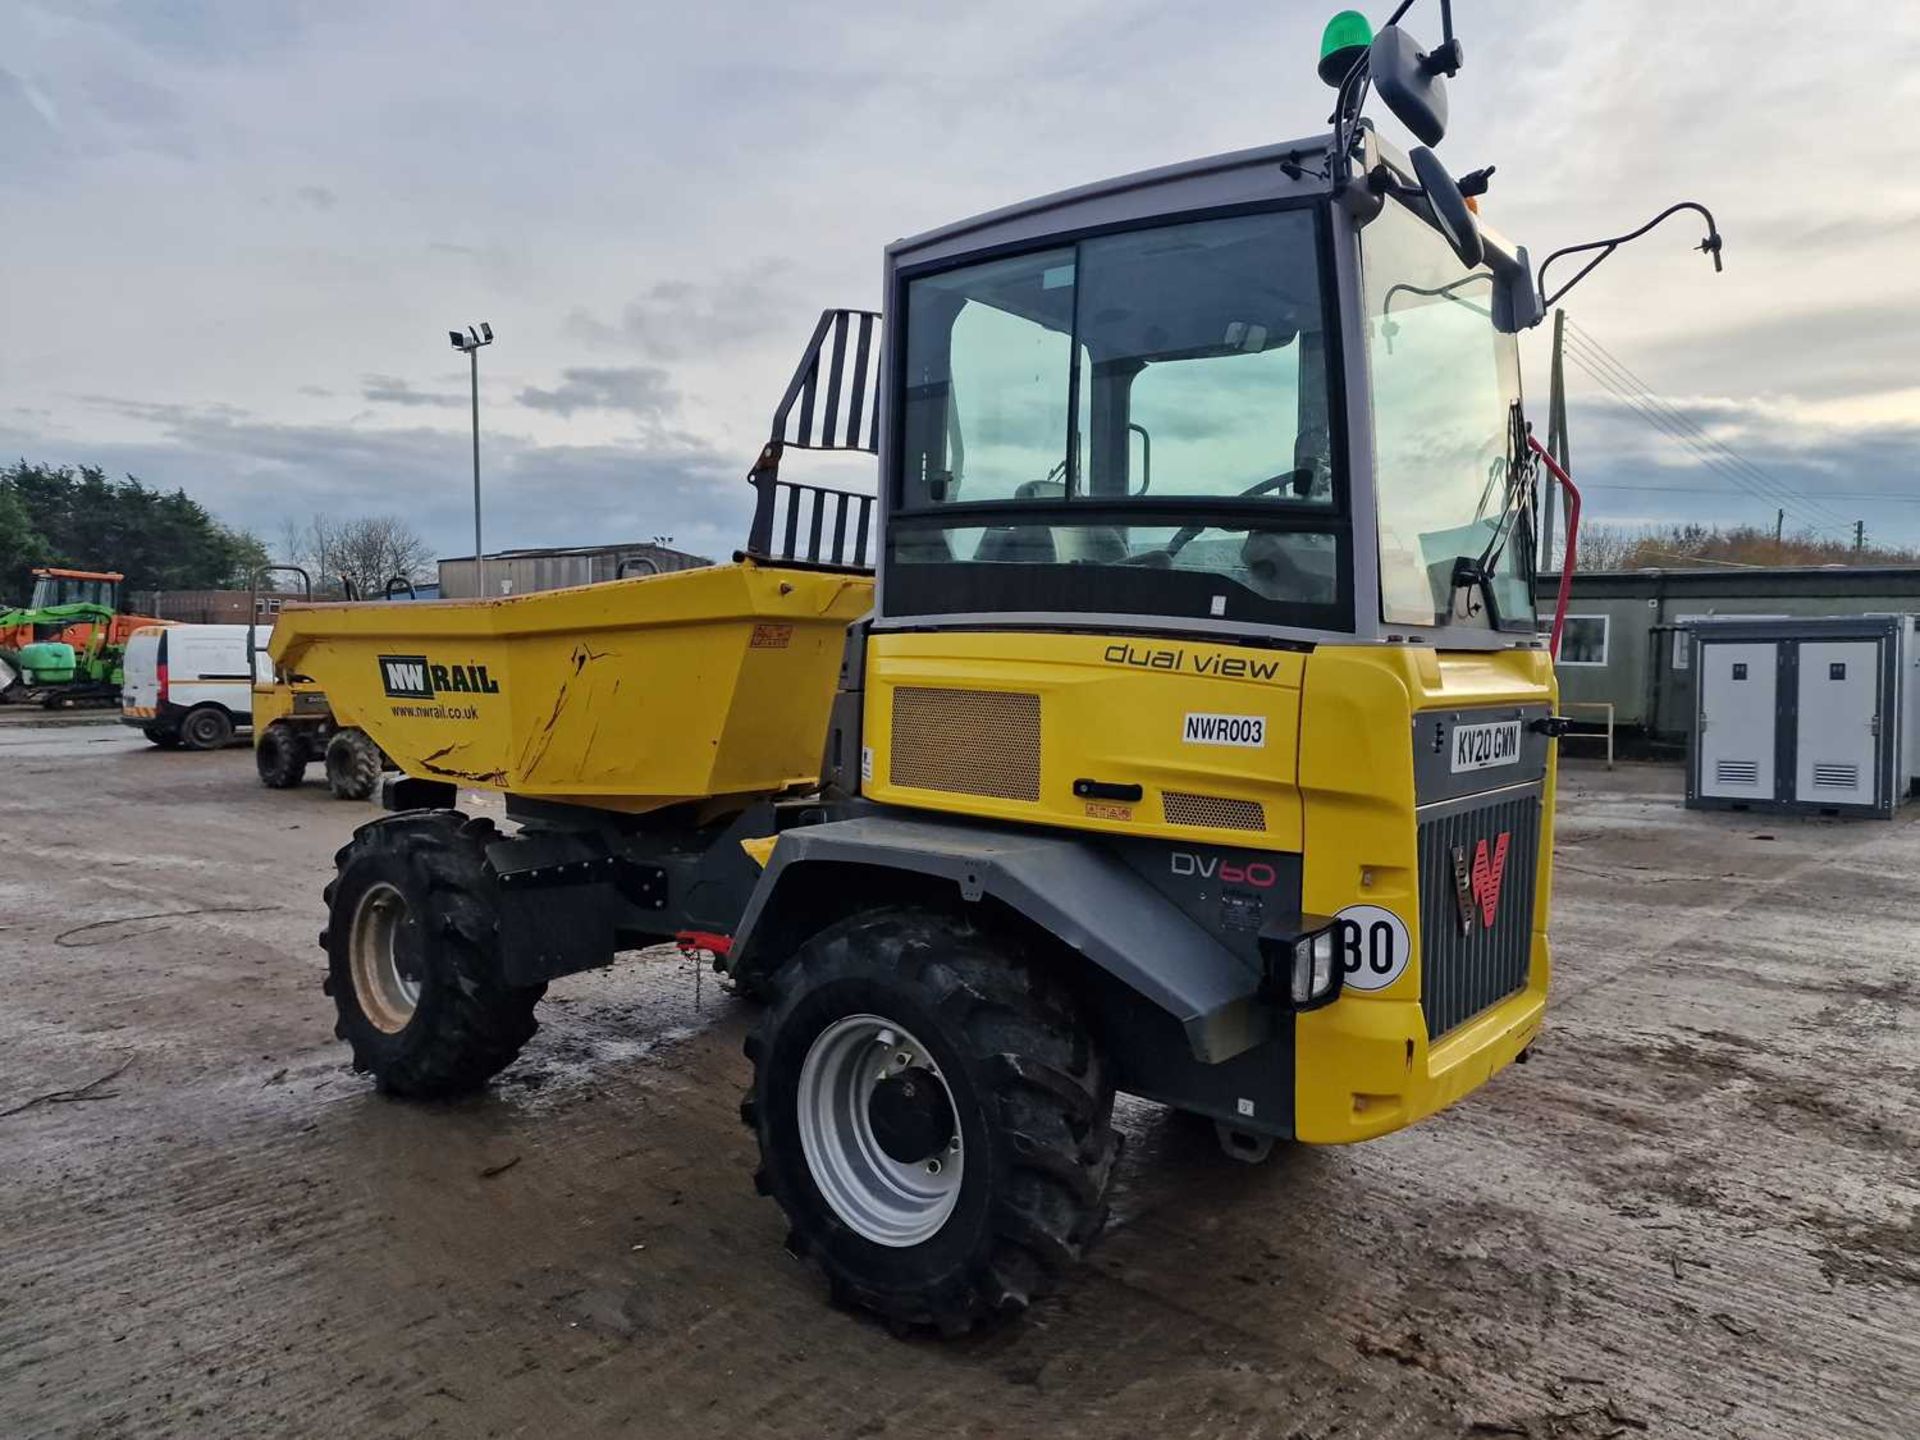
[449,330,466,350]
[480,322,493,342]
[468,326,480,345]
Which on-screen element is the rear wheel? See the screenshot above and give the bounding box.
[744,907,1116,1334]
[255,722,308,788]
[321,811,544,1096]
[179,705,234,751]
[325,727,383,800]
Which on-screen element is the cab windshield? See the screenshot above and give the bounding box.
[28,574,116,609]
[1362,197,1534,632]
[888,208,1348,631]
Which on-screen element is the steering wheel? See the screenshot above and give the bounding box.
[1163,469,1311,557]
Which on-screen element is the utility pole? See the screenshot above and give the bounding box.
[1855,519,1866,554]
[1542,308,1570,574]
[449,322,495,596]
[1774,508,1784,559]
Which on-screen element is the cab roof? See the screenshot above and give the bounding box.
[887,136,1337,272]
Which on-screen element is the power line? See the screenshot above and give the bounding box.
[1560,335,1850,532]
[1584,481,1920,504]
[1561,318,1855,532]
[1559,318,1858,526]
[1558,337,1852,537]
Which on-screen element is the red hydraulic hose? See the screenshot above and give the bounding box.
[1528,434,1582,659]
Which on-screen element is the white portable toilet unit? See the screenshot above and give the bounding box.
[1687,614,1920,818]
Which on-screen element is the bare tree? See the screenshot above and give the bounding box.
[280,514,435,598]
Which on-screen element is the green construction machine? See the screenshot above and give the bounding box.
[0,601,129,707]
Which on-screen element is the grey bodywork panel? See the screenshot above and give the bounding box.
[1411,703,1553,807]
[728,814,1281,1064]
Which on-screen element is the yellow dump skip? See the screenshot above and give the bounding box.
[269,561,872,813]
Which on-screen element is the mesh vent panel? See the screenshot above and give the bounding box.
[1715,759,1760,786]
[1812,763,1860,789]
[889,687,1040,801]
[1161,791,1266,831]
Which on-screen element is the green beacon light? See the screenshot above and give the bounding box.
[1318,10,1374,87]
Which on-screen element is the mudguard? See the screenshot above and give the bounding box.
[728,815,1273,1063]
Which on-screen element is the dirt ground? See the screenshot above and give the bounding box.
[1,712,1914,1439]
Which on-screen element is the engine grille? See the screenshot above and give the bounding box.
[1161,791,1266,832]
[889,686,1041,801]
[1417,790,1541,1040]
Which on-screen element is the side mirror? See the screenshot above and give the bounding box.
[1410,146,1484,269]
[1369,25,1451,147]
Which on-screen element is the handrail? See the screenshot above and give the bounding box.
[383,575,418,600]
[745,466,876,572]
[1529,436,1582,659]
[741,308,883,573]
[616,556,661,580]
[247,564,311,681]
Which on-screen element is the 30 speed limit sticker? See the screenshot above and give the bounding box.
[1332,904,1412,991]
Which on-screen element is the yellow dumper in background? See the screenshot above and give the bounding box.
[270,560,871,812]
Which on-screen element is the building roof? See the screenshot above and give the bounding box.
[1540,564,1920,600]
[437,541,711,566]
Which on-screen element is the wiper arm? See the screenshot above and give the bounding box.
[1475,405,1536,576]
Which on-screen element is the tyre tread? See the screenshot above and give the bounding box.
[746,904,1115,1335]
[323,810,542,1096]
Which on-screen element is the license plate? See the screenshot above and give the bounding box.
[1451,719,1521,773]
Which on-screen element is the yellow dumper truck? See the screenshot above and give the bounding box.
[249,565,400,799]
[274,8,1719,1332]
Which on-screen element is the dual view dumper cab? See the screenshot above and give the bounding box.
[272,9,1720,1333]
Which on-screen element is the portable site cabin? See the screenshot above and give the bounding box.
[1686,614,1920,818]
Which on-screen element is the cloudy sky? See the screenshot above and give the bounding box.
[3,0,1914,564]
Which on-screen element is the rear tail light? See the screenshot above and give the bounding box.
[156,660,169,703]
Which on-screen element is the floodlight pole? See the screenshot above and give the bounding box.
[450,322,495,596]
[469,343,483,595]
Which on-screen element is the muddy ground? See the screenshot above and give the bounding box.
[0,713,1914,1439]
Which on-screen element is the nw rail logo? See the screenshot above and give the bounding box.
[1449,832,1511,934]
[378,654,501,700]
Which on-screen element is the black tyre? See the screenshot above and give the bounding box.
[179,705,235,751]
[325,727,383,800]
[255,722,308,788]
[144,726,182,750]
[743,906,1116,1334]
[321,810,544,1096]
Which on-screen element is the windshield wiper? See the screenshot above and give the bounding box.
[1448,405,1535,625]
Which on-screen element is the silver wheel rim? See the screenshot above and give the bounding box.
[348,881,420,1034]
[797,1014,963,1247]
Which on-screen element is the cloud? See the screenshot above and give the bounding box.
[516,366,679,420]
[0,402,748,563]
[3,0,1917,553]
[564,269,796,361]
[361,374,463,408]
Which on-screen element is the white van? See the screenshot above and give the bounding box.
[121,624,270,750]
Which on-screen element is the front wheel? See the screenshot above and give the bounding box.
[321,811,545,1096]
[255,722,308,788]
[325,727,383,800]
[743,907,1116,1334]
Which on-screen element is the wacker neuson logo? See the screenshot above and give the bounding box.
[378,654,501,699]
